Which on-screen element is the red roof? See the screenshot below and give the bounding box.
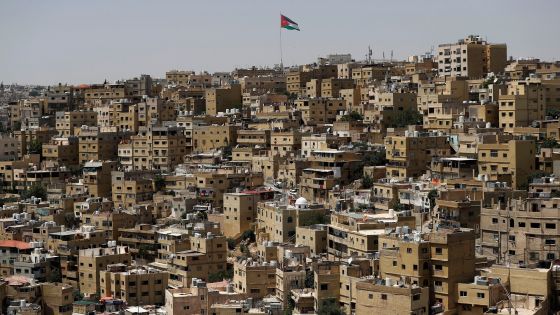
[0,240,32,250]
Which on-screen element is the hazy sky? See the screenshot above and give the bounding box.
[1,0,559,85]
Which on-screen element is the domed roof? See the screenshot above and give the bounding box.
[295,197,308,206]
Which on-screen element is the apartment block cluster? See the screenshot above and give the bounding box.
[0,35,560,314]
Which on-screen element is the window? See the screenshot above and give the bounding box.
[545,239,556,245]
[477,292,485,299]
[460,291,467,297]
[320,284,328,290]
[381,294,387,300]
[435,247,442,255]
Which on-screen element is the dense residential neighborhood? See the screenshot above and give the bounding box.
[1,33,560,315]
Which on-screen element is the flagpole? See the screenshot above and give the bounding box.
[279,13,284,73]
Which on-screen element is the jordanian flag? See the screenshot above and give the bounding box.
[281,14,300,31]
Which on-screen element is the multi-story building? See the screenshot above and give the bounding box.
[76,126,131,165]
[99,264,168,306]
[77,245,131,296]
[355,279,429,315]
[379,227,476,314]
[327,212,415,258]
[55,111,98,136]
[82,160,117,198]
[295,99,346,126]
[257,198,327,243]
[42,137,79,168]
[437,35,507,79]
[119,125,186,171]
[111,171,153,210]
[205,84,242,115]
[498,79,545,132]
[385,131,452,179]
[300,150,362,204]
[233,258,276,299]
[166,233,227,287]
[477,139,535,189]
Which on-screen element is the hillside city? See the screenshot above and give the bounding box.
[0,34,560,315]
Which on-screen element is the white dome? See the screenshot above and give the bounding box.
[295,197,308,207]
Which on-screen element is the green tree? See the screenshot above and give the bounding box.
[317,298,344,315]
[427,189,438,211]
[283,292,296,315]
[154,175,166,191]
[226,238,236,250]
[362,174,373,189]
[241,230,256,243]
[547,108,560,119]
[208,269,234,282]
[10,121,22,132]
[304,270,314,288]
[222,145,233,159]
[541,137,560,149]
[518,171,550,190]
[22,183,47,200]
[363,149,388,166]
[340,111,363,121]
[28,139,43,155]
[240,243,249,255]
[387,109,423,128]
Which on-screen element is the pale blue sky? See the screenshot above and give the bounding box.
[1,0,559,85]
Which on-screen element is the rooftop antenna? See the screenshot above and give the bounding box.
[390,50,394,62]
[367,45,373,64]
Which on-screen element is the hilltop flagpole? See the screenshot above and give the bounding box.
[279,13,284,73]
[279,14,300,73]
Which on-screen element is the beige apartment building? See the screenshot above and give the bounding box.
[165,280,246,315]
[271,130,301,157]
[111,171,154,210]
[379,228,476,314]
[295,98,346,126]
[78,246,132,296]
[192,124,238,153]
[300,150,362,204]
[137,97,177,127]
[94,101,140,132]
[118,125,186,171]
[480,178,560,265]
[320,78,354,98]
[437,35,507,79]
[42,137,79,168]
[286,65,338,96]
[76,126,131,165]
[257,198,327,243]
[99,264,168,306]
[40,282,74,315]
[385,131,452,179]
[327,212,415,258]
[477,139,535,189]
[82,160,117,198]
[498,79,545,132]
[55,111,98,136]
[205,84,242,115]
[233,258,276,299]
[222,192,259,239]
[355,280,430,315]
[295,224,327,256]
[167,233,227,287]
